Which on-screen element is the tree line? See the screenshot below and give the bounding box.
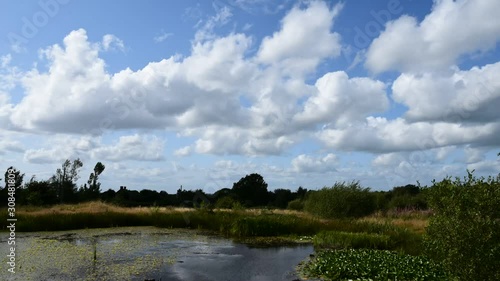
[1,158,427,213]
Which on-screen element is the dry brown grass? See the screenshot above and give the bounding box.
[17,201,194,215]
[361,216,429,234]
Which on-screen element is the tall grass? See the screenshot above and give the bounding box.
[3,201,424,255]
[6,203,324,238]
[313,231,391,250]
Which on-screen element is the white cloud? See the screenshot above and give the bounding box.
[154,31,173,43]
[392,62,500,123]
[174,146,191,157]
[291,153,338,173]
[294,71,388,128]
[257,1,342,76]
[372,152,406,167]
[23,135,98,164]
[1,54,12,68]
[366,0,500,73]
[194,5,233,42]
[0,138,24,155]
[318,117,500,153]
[91,134,165,162]
[463,146,486,164]
[101,34,125,51]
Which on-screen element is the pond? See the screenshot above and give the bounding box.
[0,227,314,281]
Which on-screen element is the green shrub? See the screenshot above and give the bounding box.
[304,181,376,219]
[214,196,238,209]
[424,172,500,280]
[287,199,304,211]
[301,249,450,281]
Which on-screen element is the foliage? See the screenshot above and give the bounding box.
[3,166,25,189]
[232,173,269,207]
[214,196,238,209]
[24,178,58,206]
[51,158,84,203]
[301,249,450,281]
[305,181,376,219]
[287,199,304,211]
[424,172,500,280]
[82,162,106,201]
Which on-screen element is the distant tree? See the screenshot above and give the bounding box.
[52,158,83,203]
[100,188,116,202]
[24,176,58,206]
[1,167,25,202]
[81,162,105,201]
[296,186,307,199]
[271,188,293,209]
[232,173,269,207]
[3,166,24,189]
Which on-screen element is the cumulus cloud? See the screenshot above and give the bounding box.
[392,62,500,123]
[294,71,388,128]
[257,1,342,76]
[4,1,500,167]
[23,135,98,164]
[291,153,338,173]
[101,34,125,51]
[91,134,165,162]
[366,0,500,73]
[318,117,500,153]
[0,138,24,155]
[174,146,191,157]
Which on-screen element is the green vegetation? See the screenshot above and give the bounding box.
[3,156,499,280]
[286,199,304,211]
[313,231,390,250]
[424,172,500,280]
[304,181,376,219]
[301,249,450,281]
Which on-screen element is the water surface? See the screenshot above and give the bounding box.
[0,227,313,281]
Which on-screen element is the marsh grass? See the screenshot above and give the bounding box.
[7,203,324,239]
[314,231,391,250]
[4,201,424,255]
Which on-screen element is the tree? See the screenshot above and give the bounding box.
[232,173,269,207]
[1,167,25,202]
[24,176,58,206]
[83,162,105,200]
[3,166,24,189]
[52,158,83,203]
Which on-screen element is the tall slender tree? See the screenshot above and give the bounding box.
[52,158,83,203]
[86,162,105,200]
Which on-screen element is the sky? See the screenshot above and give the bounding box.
[1,0,500,194]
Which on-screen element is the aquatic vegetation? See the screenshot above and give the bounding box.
[300,249,451,281]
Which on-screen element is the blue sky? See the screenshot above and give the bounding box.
[1,0,500,193]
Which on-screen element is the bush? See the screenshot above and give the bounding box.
[287,199,304,211]
[304,181,376,219]
[301,249,450,281]
[424,172,500,280]
[214,196,238,209]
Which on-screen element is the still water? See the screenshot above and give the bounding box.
[0,227,314,281]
